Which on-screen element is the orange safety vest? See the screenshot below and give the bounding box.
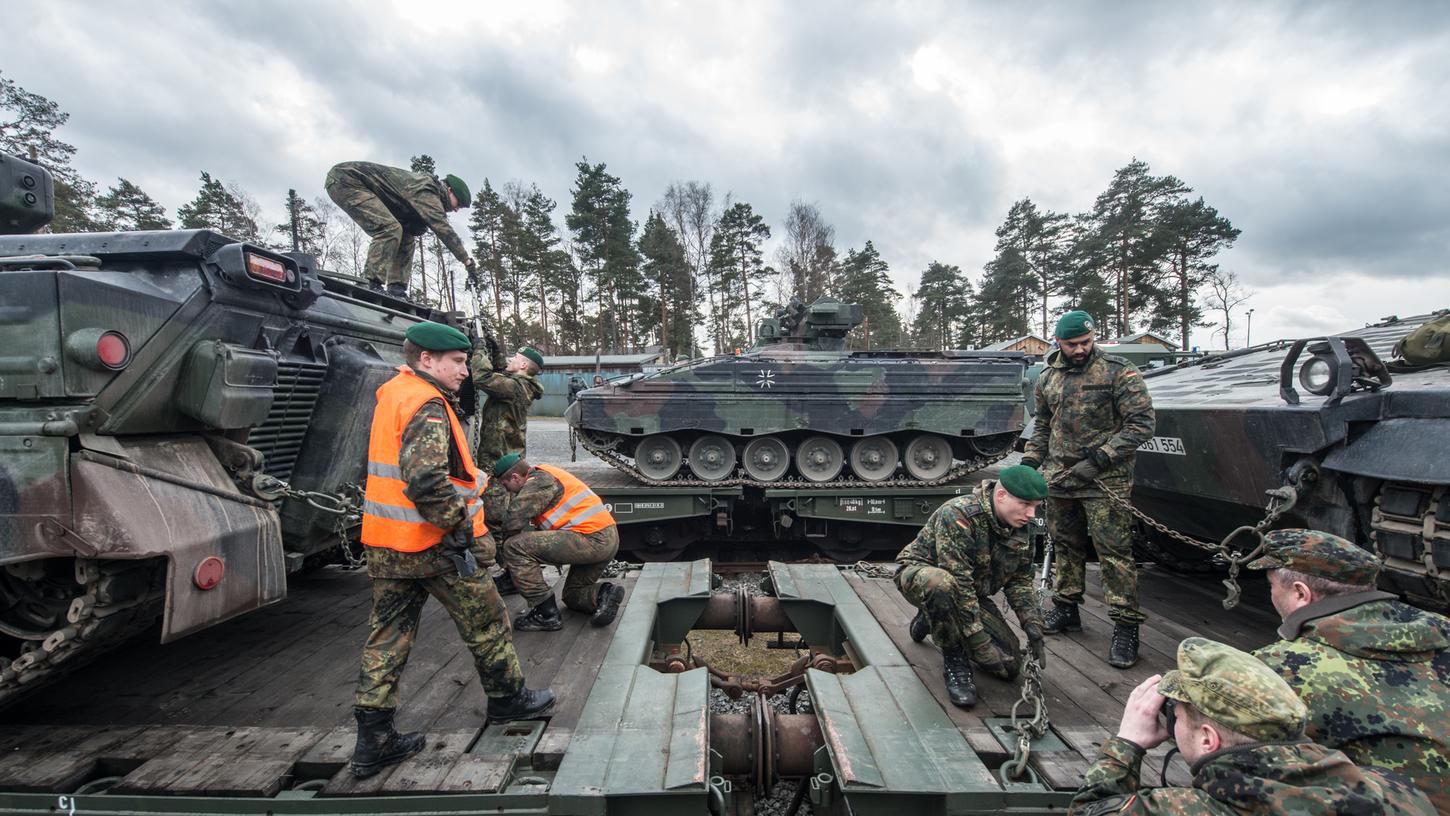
[531,464,614,535]
[362,366,487,551]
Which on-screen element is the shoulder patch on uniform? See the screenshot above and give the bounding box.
[1075,794,1136,815]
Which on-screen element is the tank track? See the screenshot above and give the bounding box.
[577,432,1008,489]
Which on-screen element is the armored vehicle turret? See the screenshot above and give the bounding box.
[1131,310,1450,611]
[0,154,458,704]
[566,297,1029,486]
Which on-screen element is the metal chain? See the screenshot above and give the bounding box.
[1004,653,1049,781]
[1081,476,1299,609]
[576,432,1006,490]
[254,475,367,568]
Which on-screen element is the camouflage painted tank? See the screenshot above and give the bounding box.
[0,153,449,704]
[566,297,1029,486]
[1131,310,1450,612]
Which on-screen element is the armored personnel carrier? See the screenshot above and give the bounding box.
[0,153,449,704]
[567,297,1029,487]
[1132,311,1450,611]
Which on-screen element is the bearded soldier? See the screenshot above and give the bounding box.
[485,454,626,632]
[1071,637,1434,815]
[1023,309,1155,668]
[351,321,552,778]
[1250,530,1450,813]
[324,160,476,299]
[895,465,1049,708]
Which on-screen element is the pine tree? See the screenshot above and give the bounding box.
[1154,197,1240,349]
[1081,159,1189,337]
[911,261,970,351]
[469,180,510,330]
[0,71,101,232]
[176,172,260,241]
[272,188,325,253]
[991,199,1071,338]
[708,202,772,349]
[639,211,695,358]
[566,160,640,353]
[658,182,714,356]
[95,178,171,231]
[836,241,902,349]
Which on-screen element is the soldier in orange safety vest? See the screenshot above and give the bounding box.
[350,321,553,779]
[487,454,625,632]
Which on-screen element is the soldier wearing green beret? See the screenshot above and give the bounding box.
[469,325,545,475]
[1071,637,1435,815]
[324,160,477,299]
[1024,309,1155,669]
[1248,529,1450,813]
[894,465,1049,708]
[349,321,552,778]
[484,454,625,632]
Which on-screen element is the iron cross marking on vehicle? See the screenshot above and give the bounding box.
[756,369,775,388]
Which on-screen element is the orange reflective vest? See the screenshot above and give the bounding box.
[362,366,487,551]
[532,464,614,535]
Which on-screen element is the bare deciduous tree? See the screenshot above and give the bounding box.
[1202,268,1253,350]
[658,181,715,355]
[776,199,836,302]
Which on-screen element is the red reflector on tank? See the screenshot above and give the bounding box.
[245,252,290,283]
[194,556,225,590]
[95,331,130,369]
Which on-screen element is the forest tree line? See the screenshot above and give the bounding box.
[3,71,1253,356]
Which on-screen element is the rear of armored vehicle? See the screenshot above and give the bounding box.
[0,224,419,703]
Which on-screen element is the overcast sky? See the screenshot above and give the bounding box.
[11,1,1448,349]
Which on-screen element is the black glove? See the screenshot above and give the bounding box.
[1066,449,1111,484]
[1020,457,1041,470]
[443,525,478,577]
[1024,623,1047,668]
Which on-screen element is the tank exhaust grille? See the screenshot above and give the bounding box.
[249,359,328,480]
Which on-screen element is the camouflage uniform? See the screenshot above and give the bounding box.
[1248,530,1450,813]
[895,480,1043,676]
[1024,346,1154,624]
[355,367,524,709]
[486,468,618,614]
[469,343,543,474]
[1072,637,1434,815]
[324,161,471,286]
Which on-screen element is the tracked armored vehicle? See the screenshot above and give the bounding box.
[1132,311,1450,611]
[0,153,451,705]
[567,297,1029,487]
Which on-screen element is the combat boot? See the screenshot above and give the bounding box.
[366,277,385,292]
[350,707,425,778]
[1042,602,1082,634]
[909,609,930,643]
[486,685,556,722]
[493,570,519,596]
[590,582,625,627]
[514,596,562,631]
[942,647,978,709]
[1108,623,1140,669]
[385,281,409,300]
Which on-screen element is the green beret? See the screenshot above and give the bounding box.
[520,346,545,369]
[443,174,471,207]
[405,321,471,352]
[998,465,1048,501]
[1159,637,1307,742]
[492,452,523,477]
[1247,529,1381,586]
[1054,310,1096,340]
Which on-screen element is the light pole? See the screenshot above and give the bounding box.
[1246,308,1255,348]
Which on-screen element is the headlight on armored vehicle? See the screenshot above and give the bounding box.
[1298,354,1336,395]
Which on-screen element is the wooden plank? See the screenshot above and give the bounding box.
[294,725,355,779]
[438,754,514,793]
[0,726,147,793]
[1031,749,1091,791]
[320,728,478,796]
[109,728,236,794]
[173,727,324,797]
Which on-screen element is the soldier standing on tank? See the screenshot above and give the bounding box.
[1070,636,1434,814]
[469,326,545,475]
[1248,529,1450,813]
[324,160,477,299]
[1022,310,1155,669]
[895,465,1051,708]
[484,454,626,632]
[351,322,553,778]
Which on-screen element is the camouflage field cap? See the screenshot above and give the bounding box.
[998,465,1048,501]
[443,174,471,207]
[492,452,523,477]
[520,347,545,369]
[1247,529,1381,586]
[1054,310,1095,339]
[1159,637,1307,742]
[404,321,471,352]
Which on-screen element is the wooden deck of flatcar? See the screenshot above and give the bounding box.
[0,559,1281,802]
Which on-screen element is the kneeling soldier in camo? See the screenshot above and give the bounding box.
[1249,529,1450,814]
[894,465,1049,708]
[486,454,625,631]
[352,322,553,778]
[1071,637,1433,814]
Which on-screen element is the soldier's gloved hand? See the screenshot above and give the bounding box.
[444,525,478,577]
[967,630,1014,679]
[1066,449,1111,485]
[464,257,478,276]
[1020,457,1041,471]
[1023,623,1047,668]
